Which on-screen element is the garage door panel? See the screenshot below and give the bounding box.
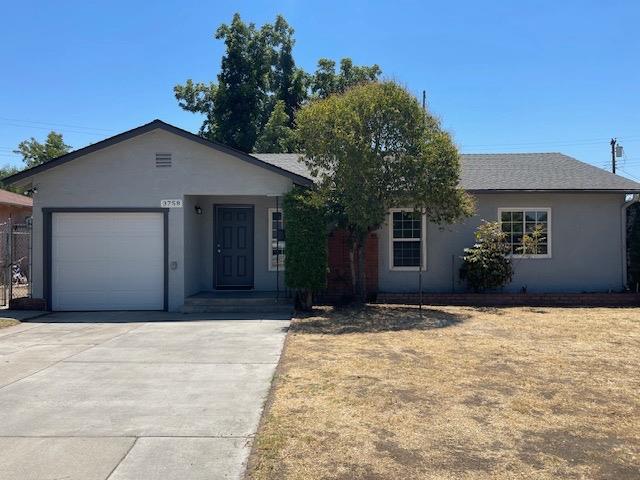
[110,267,164,289]
[51,212,164,311]
[55,291,163,311]
[108,237,163,258]
[54,240,112,262]
[114,217,163,236]
[54,262,114,291]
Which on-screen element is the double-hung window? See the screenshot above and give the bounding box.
[498,208,551,257]
[268,208,285,270]
[389,209,426,270]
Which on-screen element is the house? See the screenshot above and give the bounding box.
[4,119,639,312]
[0,189,32,225]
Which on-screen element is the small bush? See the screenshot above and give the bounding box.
[628,203,640,290]
[283,187,328,309]
[460,221,513,292]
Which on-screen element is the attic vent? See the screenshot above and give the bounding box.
[155,153,172,168]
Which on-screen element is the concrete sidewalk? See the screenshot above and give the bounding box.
[0,311,290,480]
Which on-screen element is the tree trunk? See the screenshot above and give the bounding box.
[354,237,367,303]
[348,247,357,295]
[295,289,313,311]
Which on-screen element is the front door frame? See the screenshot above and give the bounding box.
[213,204,255,290]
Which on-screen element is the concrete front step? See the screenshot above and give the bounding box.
[184,297,292,307]
[181,304,294,314]
[182,291,293,314]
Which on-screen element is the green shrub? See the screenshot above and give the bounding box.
[628,203,640,290]
[460,221,513,292]
[283,187,328,309]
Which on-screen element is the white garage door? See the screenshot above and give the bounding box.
[51,212,164,311]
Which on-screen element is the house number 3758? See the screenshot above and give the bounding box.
[161,199,183,208]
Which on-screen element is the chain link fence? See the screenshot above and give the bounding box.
[0,220,32,307]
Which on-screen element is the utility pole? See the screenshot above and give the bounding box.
[611,138,617,174]
[418,90,426,314]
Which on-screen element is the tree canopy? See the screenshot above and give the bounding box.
[1,130,70,194]
[309,58,381,99]
[296,81,474,300]
[0,165,22,193]
[13,131,71,168]
[174,13,381,153]
[254,100,296,153]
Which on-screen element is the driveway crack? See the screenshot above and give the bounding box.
[105,437,138,480]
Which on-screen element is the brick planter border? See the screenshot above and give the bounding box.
[8,297,47,310]
[376,292,640,307]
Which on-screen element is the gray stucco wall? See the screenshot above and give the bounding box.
[378,193,627,293]
[28,129,292,311]
[183,195,202,297]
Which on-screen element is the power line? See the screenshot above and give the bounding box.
[461,135,640,150]
[619,168,640,182]
[0,117,115,133]
[0,121,108,137]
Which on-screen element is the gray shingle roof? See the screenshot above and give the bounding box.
[252,152,640,192]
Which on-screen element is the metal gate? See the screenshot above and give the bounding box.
[0,220,32,307]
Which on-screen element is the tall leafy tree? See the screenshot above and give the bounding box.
[14,131,70,168]
[267,16,307,127]
[254,101,296,153]
[310,58,381,99]
[175,14,381,152]
[0,165,22,193]
[175,14,307,152]
[213,14,271,151]
[174,80,217,138]
[296,81,474,301]
[175,13,271,151]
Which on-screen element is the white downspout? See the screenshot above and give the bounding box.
[621,194,639,290]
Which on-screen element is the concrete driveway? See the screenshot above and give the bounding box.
[0,311,290,480]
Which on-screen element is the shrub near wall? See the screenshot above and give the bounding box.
[283,187,328,310]
[628,203,640,291]
[460,221,513,292]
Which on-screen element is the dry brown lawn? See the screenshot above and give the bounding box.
[0,319,18,330]
[247,306,640,480]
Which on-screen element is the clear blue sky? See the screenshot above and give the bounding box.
[2,0,639,180]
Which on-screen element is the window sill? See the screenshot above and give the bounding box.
[389,266,427,272]
[509,254,552,259]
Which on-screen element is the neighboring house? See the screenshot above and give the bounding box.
[0,189,32,225]
[4,119,639,312]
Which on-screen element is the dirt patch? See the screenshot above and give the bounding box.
[246,306,640,480]
[374,439,424,466]
[0,319,19,330]
[520,430,639,479]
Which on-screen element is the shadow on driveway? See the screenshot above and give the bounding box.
[23,311,292,324]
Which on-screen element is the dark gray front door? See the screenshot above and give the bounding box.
[215,206,254,289]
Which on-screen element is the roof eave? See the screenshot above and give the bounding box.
[466,188,640,194]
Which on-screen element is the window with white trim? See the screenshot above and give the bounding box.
[389,209,426,270]
[499,208,551,257]
[268,208,285,270]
